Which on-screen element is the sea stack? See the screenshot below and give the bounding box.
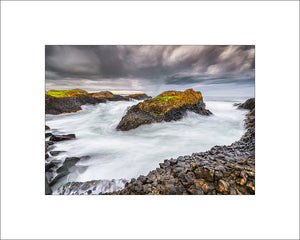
[117,88,212,131]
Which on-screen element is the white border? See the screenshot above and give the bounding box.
[1,1,299,239]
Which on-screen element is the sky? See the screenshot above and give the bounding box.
[45,45,255,97]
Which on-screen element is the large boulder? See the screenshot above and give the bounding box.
[117,89,212,131]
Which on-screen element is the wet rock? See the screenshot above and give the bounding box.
[50,151,65,156]
[165,182,177,195]
[237,98,255,110]
[45,132,52,138]
[45,162,56,171]
[187,185,204,195]
[201,182,215,194]
[45,176,52,195]
[57,179,127,195]
[116,89,212,131]
[49,171,68,186]
[217,179,229,193]
[45,90,132,115]
[50,134,76,142]
[203,167,214,181]
[125,93,151,100]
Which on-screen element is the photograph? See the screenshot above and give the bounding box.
[45,45,255,195]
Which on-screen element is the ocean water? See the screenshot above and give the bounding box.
[46,97,249,191]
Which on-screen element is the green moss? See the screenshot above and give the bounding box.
[138,89,203,114]
[155,95,179,102]
[45,88,87,97]
[152,110,163,115]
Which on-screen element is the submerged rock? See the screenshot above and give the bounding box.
[45,176,52,195]
[49,134,75,142]
[117,89,212,131]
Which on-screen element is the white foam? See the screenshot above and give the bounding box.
[46,98,247,188]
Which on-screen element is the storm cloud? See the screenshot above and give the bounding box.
[45,45,255,96]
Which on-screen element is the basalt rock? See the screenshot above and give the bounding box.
[57,179,127,195]
[45,91,129,115]
[125,93,151,100]
[117,89,212,131]
[45,176,52,195]
[236,98,255,110]
[49,134,75,142]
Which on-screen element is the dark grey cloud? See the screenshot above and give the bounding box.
[45,45,255,96]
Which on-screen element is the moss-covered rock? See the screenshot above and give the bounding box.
[45,90,129,114]
[45,88,87,97]
[117,89,212,131]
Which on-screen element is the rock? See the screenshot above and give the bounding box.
[50,151,65,156]
[45,176,52,195]
[45,90,130,115]
[45,132,52,138]
[217,179,229,193]
[203,167,214,181]
[49,171,69,186]
[237,98,255,110]
[45,125,50,130]
[50,134,75,141]
[165,182,177,195]
[125,93,151,100]
[116,89,212,131]
[201,182,215,194]
[63,157,80,168]
[56,157,81,177]
[45,141,54,152]
[45,162,56,171]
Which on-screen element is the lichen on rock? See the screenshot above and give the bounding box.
[116,88,212,131]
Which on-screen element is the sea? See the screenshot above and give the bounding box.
[45,96,250,192]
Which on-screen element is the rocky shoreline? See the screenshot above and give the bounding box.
[109,98,255,195]
[52,98,255,195]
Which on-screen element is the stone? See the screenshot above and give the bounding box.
[217,180,229,193]
[50,134,76,141]
[45,132,52,138]
[125,93,151,100]
[203,167,214,181]
[201,182,215,194]
[45,162,56,172]
[49,171,68,186]
[45,176,52,195]
[50,151,65,156]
